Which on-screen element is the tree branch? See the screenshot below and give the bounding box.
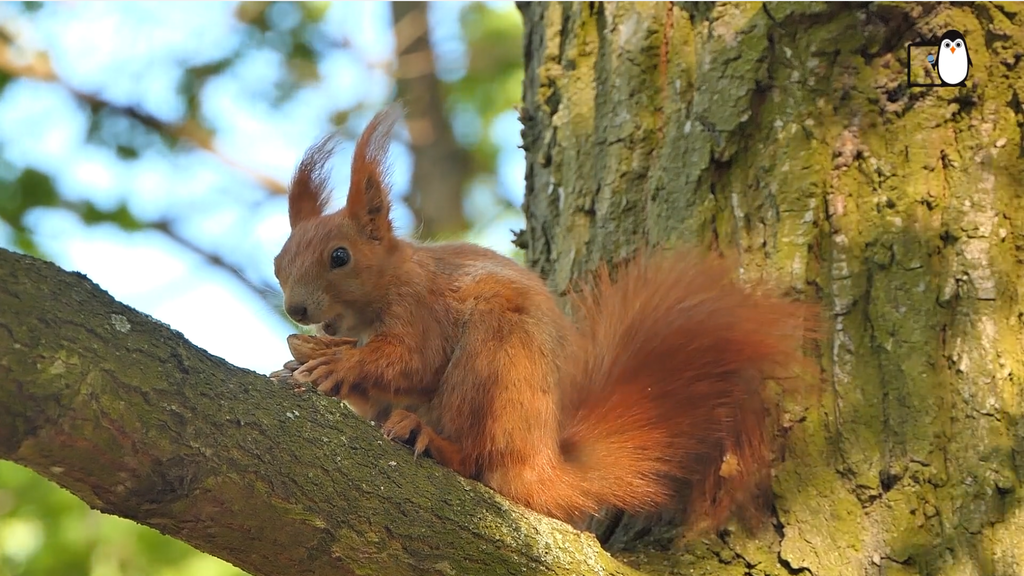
[0,247,642,576]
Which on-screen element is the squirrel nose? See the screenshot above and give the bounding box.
[286,304,308,323]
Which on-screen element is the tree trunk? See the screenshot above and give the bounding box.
[518,2,1024,575]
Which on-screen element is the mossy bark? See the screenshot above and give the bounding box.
[0,248,644,576]
[519,2,1024,575]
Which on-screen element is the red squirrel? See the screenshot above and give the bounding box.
[271,106,818,532]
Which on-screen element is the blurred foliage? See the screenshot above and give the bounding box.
[0,1,524,575]
[449,2,525,176]
[0,462,244,576]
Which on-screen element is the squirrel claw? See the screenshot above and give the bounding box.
[269,359,303,379]
[285,334,358,396]
[293,356,352,397]
[268,368,293,380]
[382,410,430,457]
[292,356,332,382]
[268,362,309,393]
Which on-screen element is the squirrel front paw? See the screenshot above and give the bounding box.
[292,355,355,397]
[269,359,305,392]
[382,409,432,457]
[284,334,360,396]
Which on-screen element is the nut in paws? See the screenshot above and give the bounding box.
[287,334,358,364]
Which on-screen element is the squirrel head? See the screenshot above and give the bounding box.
[274,106,406,337]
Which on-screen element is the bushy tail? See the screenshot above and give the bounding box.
[556,249,819,530]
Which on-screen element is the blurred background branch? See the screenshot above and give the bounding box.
[391,1,470,239]
[0,2,524,575]
[0,40,292,196]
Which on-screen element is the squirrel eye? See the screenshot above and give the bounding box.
[330,247,351,269]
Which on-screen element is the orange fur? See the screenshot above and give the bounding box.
[273,108,820,532]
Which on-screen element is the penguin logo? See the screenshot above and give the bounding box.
[906,29,974,88]
[929,30,972,86]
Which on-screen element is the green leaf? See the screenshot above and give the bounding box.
[77,202,146,231]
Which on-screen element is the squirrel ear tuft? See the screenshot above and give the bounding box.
[344,105,403,242]
[288,133,339,229]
